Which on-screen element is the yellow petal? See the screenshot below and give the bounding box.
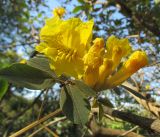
[35,42,48,53]
[83,38,105,87]
[60,18,94,56]
[83,38,104,68]
[83,66,99,87]
[104,51,148,88]
[124,51,148,73]
[95,58,113,88]
[50,57,84,78]
[45,48,58,60]
[36,16,94,78]
[106,35,132,72]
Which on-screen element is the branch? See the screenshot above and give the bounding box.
[120,126,139,136]
[89,117,144,137]
[122,81,160,118]
[28,117,66,137]
[10,108,62,137]
[108,0,160,37]
[102,106,160,133]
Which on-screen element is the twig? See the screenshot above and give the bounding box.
[9,108,62,137]
[81,126,88,137]
[147,61,160,67]
[28,117,66,137]
[43,126,58,137]
[94,1,109,5]
[104,114,123,122]
[119,126,139,136]
[122,81,160,117]
[130,77,139,90]
[37,89,49,120]
[104,113,115,121]
[113,0,160,36]
[126,35,139,38]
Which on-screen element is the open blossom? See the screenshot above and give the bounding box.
[36,13,94,78]
[36,7,148,90]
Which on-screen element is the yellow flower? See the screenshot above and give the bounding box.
[36,17,94,78]
[83,38,105,69]
[83,38,105,87]
[145,84,150,90]
[96,58,113,88]
[53,7,66,18]
[83,66,99,87]
[35,9,148,90]
[85,36,133,89]
[104,51,148,88]
[124,51,148,74]
[106,36,132,72]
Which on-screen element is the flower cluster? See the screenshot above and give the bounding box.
[36,7,148,89]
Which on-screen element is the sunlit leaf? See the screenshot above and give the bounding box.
[0,63,55,89]
[27,55,56,78]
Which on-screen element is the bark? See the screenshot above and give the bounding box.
[103,106,160,133]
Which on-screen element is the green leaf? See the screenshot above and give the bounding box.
[38,13,42,18]
[77,0,85,4]
[0,79,8,100]
[72,6,83,13]
[74,80,96,97]
[60,84,91,125]
[27,55,56,78]
[0,63,55,90]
